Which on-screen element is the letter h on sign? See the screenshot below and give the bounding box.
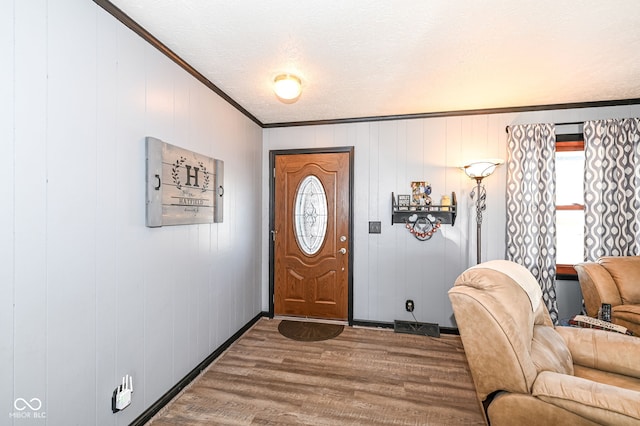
[184,165,200,187]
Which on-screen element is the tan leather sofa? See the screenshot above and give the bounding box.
[574,256,640,336]
[449,260,640,426]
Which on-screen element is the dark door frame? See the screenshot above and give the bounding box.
[269,146,354,325]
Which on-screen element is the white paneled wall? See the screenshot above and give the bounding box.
[0,0,15,421]
[2,2,262,425]
[262,104,640,327]
[5,1,640,425]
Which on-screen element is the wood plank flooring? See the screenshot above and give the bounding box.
[148,318,485,425]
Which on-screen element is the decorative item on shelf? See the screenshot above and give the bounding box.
[410,181,432,210]
[440,195,451,211]
[404,214,442,241]
[397,194,411,211]
[462,160,503,263]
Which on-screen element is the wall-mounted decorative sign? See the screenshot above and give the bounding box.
[397,194,411,211]
[146,137,224,227]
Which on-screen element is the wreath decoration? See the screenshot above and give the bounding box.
[405,216,441,241]
[198,161,211,193]
[171,156,187,189]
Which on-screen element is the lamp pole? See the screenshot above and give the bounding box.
[473,177,487,264]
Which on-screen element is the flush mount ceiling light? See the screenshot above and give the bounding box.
[273,74,302,102]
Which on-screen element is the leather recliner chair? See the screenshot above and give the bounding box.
[449,260,640,426]
[575,256,640,336]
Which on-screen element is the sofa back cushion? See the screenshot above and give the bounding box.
[600,256,640,305]
[450,262,571,400]
[450,268,536,399]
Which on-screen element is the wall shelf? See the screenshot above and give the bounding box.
[391,192,457,241]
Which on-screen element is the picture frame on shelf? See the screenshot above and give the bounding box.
[411,181,432,209]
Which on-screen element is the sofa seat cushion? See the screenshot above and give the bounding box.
[533,371,640,425]
[488,392,602,426]
[613,305,640,336]
[613,304,640,323]
[573,365,640,392]
[556,326,640,378]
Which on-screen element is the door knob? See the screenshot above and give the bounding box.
[338,248,347,255]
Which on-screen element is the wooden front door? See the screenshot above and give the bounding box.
[273,152,350,320]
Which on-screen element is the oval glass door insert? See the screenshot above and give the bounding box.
[294,175,328,255]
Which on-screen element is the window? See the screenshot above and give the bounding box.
[294,175,328,255]
[555,135,584,277]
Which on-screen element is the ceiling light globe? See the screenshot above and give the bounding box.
[274,74,302,100]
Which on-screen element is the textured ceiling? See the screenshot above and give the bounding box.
[108,0,640,125]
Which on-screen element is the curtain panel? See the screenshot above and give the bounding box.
[583,118,640,260]
[506,123,558,323]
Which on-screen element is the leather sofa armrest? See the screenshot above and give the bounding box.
[575,262,622,317]
[556,326,640,379]
[533,371,640,425]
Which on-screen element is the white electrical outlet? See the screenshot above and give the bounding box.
[112,375,133,413]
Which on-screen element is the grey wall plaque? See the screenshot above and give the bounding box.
[146,137,223,227]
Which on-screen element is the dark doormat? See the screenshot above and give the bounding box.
[278,320,344,342]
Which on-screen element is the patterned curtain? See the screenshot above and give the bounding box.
[583,118,640,260]
[506,123,558,323]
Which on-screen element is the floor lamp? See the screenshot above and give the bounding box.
[463,161,502,264]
